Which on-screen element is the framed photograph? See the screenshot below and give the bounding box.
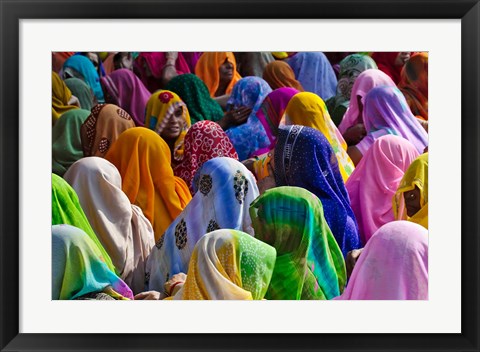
[1,0,478,351]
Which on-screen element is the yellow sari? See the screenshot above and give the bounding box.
[144,90,191,163]
[105,127,192,241]
[284,92,355,182]
[393,153,428,229]
[52,71,78,125]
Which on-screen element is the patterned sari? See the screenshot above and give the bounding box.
[274,125,361,256]
[169,229,276,300]
[80,104,135,157]
[146,157,259,294]
[250,186,346,300]
[173,120,239,194]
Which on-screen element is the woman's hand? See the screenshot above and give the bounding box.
[165,273,187,297]
[346,248,364,278]
[218,107,252,130]
[343,123,366,146]
[134,290,161,300]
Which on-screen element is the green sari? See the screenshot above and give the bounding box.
[52,173,115,272]
[250,186,346,300]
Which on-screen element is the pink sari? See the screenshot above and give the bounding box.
[338,69,395,134]
[345,135,419,245]
[336,220,428,300]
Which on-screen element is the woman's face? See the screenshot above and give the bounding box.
[219,59,234,83]
[404,186,421,217]
[161,106,184,140]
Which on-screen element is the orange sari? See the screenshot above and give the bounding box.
[194,52,241,97]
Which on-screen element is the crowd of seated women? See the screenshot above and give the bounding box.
[52,51,429,300]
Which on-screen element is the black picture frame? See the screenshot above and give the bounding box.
[1,0,479,351]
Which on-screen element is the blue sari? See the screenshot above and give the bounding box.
[63,55,105,103]
[274,125,361,256]
[225,77,272,160]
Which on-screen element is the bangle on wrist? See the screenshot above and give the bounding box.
[163,63,175,69]
[168,281,184,296]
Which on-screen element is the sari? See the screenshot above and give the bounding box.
[357,86,428,156]
[194,52,242,97]
[63,54,105,103]
[165,73,224,124]
[64,78,95,111]
[144,90,191,163]
[135,52,191,93]
[100,68,152,126]
[398,52,429,120]
[169,229,276,300]
[104,127,192,241]
[52,173,115,272]
[52,72,78,125]
[284,92,355,182]
[224,77,272,161]
[254,87,300,155]
[52,224,133,300]
[250,186,346,300]
[52,108,90,176]
[338,69,396,134]
[262,60,305,91]
[173,120,239,194]
[335,220,428,300]
[274,125,361,256]
[371,52,408,84]
[393,153,428,229]
[80,104,136,157]
[345,135,420,245]
[235,52,275,77]
[286,52,337,100]
[146,157,259,293]
[64,157,155,294]
[325,54,377,126]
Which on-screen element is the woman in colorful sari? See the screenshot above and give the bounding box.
[325,54,377,126]
[158,229,276,300]
[165,73,225,125]
[274,125,361,256]
[262,60,305,92]
[64,157,155,294]
[64,77,95,111]
[250,186,346,300]
[173,120,239,194]
[145,157,259,294]
[393,153,428,229]
[371,52,411,84]
[144,90,192,164]
[347,86,428,165]
[52,108,91,176]
[335,220,428,300]
[284,92,355,182]
[338,69,396,145]
[100,68,152,126]
[194,52,242,109]
[134,52,191,92]
[398,52,429,121]
[223,76,272,161]
[286,52,337,100]
[80,104,136,158]
[345,135,419,245]
[63,54,105,103]
[105,127,192,242]
[52,72,79,125]
[52,224,133,300]
[52,173,115,272]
